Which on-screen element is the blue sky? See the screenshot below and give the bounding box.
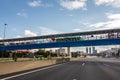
[0,0,120,39]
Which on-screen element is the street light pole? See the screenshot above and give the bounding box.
[2,23,7,58]
[4,24,7,40]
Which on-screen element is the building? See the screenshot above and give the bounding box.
[89,47,91,54]
[71,51,84,57]
[55,48,68,55]
[91,47,97,54]
[86,47,97,54]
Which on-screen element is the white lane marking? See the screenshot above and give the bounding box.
[82,63,85,66]
[0,62,70,80]
[73,79,77,80]
[103,64,110,67]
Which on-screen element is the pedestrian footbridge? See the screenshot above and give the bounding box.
[0,28,120,50]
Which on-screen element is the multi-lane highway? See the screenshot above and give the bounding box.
[0,58,120,80]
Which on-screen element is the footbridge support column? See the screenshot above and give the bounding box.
[67,47,71,58]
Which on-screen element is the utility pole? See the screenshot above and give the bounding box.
[2,23,7,58]
[4,24,7,40]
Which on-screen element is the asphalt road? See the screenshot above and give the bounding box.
[1,58,120,80]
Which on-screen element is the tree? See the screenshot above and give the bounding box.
[34,49,58,58]
[34,49,47,57]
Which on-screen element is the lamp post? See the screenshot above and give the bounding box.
[2,23,7,58]
[4,24,7,39]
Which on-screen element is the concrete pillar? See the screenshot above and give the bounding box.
[89,47,91,54]
[86,47,88,53]
[67,47,71,58]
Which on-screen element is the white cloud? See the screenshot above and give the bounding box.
[89,13,120,29]
[68,14,73,16]
[0,37,3,40]
[17,10,28,18]
[41,4,53,8]
[79,21,90,25]
[39,27,61,35]
[107,13,120,20]
[73,28,82,32]
[95,0,120,8]
[16,35,22,38]
[28,0,53,8]
[59,8,64,11]
[28,0,41,7]
[25,30,37,37]
[60,0,87,10]
[17,12,27,18]
[13,27,60,38]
